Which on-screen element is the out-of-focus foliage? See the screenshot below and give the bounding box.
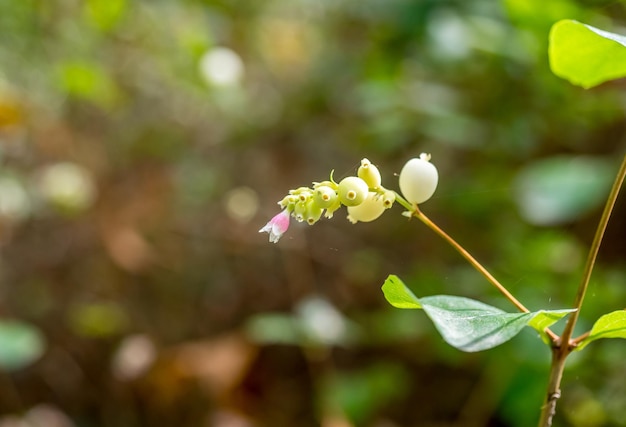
[514,155,616,225]
[0,321,45,371]
[550,19,626,89]
[0,0,625,426]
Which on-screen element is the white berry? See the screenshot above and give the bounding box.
[399,154,438,205]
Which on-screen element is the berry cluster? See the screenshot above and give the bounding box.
[260,154,438,243]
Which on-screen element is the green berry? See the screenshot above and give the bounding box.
[337,176,368,207]
[357,158,382,189]
[314,185,338,208]
[347,192,386,223]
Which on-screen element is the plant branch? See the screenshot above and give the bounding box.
[537,154,626,427]
[570,330,590,347]
[560,154,626,349]
[537,348,567,427]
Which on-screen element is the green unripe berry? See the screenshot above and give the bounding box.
[357,158,382,189]
[297,190,312,203]
[305,199,323,225]
[382,190,395,208]
[314,185,337,208]
[337,176,368,207]
[347,192,386,223]
[294,200,307,222]
[324,197,341,219]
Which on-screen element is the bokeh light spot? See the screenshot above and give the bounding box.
[199,47,245,86]
[224,186,259,223]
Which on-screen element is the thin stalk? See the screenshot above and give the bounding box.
[413,206,530,314]
[560,154,626,348]
[394,192,560,341]
[537,154,626,427]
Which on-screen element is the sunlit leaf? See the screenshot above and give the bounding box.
[527,310,576,334]
[514,156,615,226]
[0,321,45,371]
[381,275,422,309]
[576,310,626,351]
[382,275,573,352]
[549,19,626,88]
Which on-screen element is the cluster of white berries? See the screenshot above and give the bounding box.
[260,154,438,243]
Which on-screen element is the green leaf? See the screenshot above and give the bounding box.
[419,295,534,352]
[576,310,626,351]
[527,310,576,333]
[381,275,422,309]
[382,275,574,352]
[0,321,45,371]
[549,19,626,88]
[514,156,615,226]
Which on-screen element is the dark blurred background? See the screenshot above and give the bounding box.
[0,0,625,426]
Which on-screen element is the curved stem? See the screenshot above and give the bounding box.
[412,206,530,314]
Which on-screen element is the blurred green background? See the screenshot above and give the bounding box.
[0,0,625,426]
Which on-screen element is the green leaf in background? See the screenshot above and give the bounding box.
[0,321,45,371]
[68,302,128,338]
[245,313,301,345]
[576,310,626,350]
[322,363,409,425]
[246,296,358,347]
[382,275,574,352]
[549,19,626,88]
[56,61,119,107]
[84,0,127,32]
[514,155,615,226]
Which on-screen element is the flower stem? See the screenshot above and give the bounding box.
[394,191,559,341]
[412,206,530,314]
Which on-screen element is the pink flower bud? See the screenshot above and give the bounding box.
[259,209,290,243]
